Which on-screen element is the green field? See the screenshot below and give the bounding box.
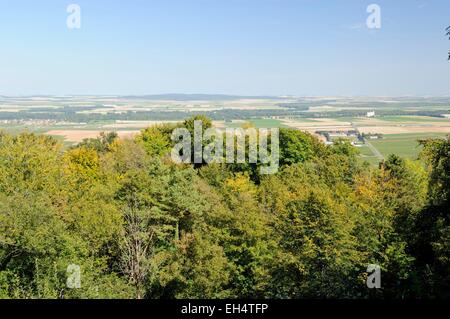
[0,126,49,135]
[288,117,322,123]
[379,116,450,123]
[370,133,449,159]
[249,119,287,128]
[357,145,380,165]
[358,145,375,156]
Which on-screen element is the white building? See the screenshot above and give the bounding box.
[366,111,375,118]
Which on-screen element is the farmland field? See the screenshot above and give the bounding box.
[369,133,449,159]
[248,119,287,128]
[1,95,449,164]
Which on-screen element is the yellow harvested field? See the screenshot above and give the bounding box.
[281,118,353,133]
[358,126,450,134]
[212,121,226,128]
[46,130,139,142]
[102,121,179,129]
[0,108,25,112]
[352,118,393,125]
[313,118,351,125]
[282,118,352,126]
[281,117,450,135]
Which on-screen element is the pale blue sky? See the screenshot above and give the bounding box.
[0,0,449,96]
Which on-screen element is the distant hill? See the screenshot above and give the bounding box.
[119,94,281,101]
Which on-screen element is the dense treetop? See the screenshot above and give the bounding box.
[0,118,448,299]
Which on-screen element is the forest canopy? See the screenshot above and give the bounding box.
[0,117,448,299]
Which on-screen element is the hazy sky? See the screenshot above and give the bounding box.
[1,0,449,96]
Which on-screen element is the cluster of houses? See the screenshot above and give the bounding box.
[0,119,83,127]
[316,129,383,146]
[362,133,384,140]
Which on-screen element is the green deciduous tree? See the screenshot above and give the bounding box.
[0,121,448,299]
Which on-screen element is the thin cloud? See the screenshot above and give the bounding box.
[345,23,365,30]
[418,1,428,9]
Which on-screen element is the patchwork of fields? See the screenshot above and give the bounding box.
[0,96,449,165]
